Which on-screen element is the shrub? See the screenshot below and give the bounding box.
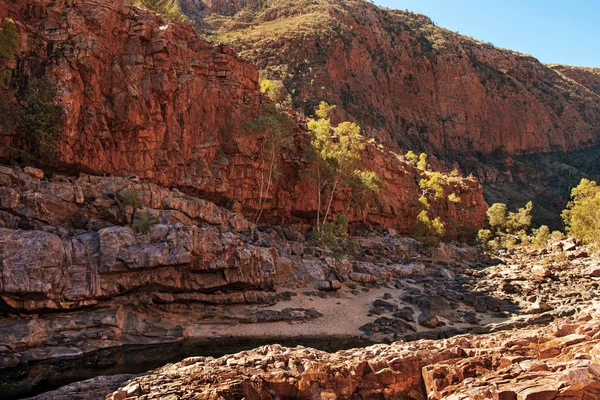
[531,225,550,249]
[310,213,357,269]
[478,201,534,250]
[0,18,18,88]
[13,77,64,164]
[132,212,159,235]
[414,210,445,246]
[260,79,291,106]
[486,202,532,234]
[126,0,187,22]
[417,152,428,170]
[447,193,461,203]
[476,229,492,247]
[486,203,507,233]
[562,178,600,246]
[405,150,418,166]
[120,189,139,208]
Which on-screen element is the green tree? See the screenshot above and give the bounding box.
[486,203,508,233]
[305,102,378,229]
[126,0,187,22]
[414,172,447,245]
[562,178,600,245]
[505,201,533,233]
[245,105,295,225]
[311,213,357,268]
[417,152,428,170]
[260,79,290,107]
[13,77,64,165]
[405,150,418,167]
[0,18,18,88]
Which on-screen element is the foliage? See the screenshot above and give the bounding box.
[260,78,291,107]
[125,0,187,22]
[0,18,18,88]
[447,193,461,203]
[132,212,159,235]
[486,203,507,233]
[414,210,445,246]
[531,225,550,249]
[416,152,428,171]
[120,189,139,208]
[12,77,64,165]
[245,104,295,224]
[311,213,357,264]
[505,201,533,234]
[476,229,493,248]
[414,171,451,245]
[419,172,445,200]
[562,178,600,246]
[304,101,379,229]
[486,201,532,235]
[478,201,536,250]
[405,150,418,166]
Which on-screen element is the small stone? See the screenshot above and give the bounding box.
[24,166,44,180]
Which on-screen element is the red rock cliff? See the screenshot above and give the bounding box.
[0,0,486,236]
[182,0,600,156]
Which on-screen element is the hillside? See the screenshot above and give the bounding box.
[180,0,600,226]
[182,0,600,155]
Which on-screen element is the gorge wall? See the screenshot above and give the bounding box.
[182,0,600,157]
[179,0,600,227]
[0,0,487,234]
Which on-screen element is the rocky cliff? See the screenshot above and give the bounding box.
[107,308,600,399]
[182,0,600,157]
[0,0,486,234]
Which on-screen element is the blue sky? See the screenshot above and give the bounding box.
[373,0,600,67]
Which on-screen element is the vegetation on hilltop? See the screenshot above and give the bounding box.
[126,0,187,21]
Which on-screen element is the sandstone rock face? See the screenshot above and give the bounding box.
[186,0,600,156]
[107,308,600,400]
[0,0,487,235]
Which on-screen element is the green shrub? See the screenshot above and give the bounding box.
[132,212,159,235]
[405,150,418,166]
[417,152,428,171]
[414,209,445,246]
[310,213,357,264]
[531,225,550,249]
[562,178,600,246]
[0,18,18,88]
[120,189,139,208]
[13,77,64,164]
[260,79,291,106]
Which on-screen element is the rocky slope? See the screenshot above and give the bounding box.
[551,64,600,96]
[1,164,598,398]
[183,0,600,157]
[106,308,600,399]
[0,0,486,233]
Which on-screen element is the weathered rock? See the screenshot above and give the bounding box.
[106,308,600,400]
